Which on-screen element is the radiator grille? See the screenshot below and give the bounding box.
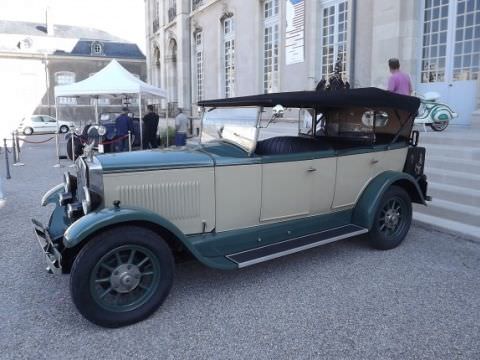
[117,181,201,220]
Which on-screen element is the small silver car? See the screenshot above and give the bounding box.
[19,115,74,135]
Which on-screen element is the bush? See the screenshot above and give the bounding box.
[159,127,176,147]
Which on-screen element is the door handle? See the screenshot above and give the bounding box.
[307,167,317,172]
[371,159,379,164]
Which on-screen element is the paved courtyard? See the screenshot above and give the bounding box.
[0,135,479,360]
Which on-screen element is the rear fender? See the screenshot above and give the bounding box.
[352,171,425,230]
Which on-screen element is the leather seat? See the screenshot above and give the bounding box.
[255,136,331,155]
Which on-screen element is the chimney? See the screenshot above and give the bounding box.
[46,7,55,36]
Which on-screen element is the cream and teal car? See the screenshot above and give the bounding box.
[33,88,429,328]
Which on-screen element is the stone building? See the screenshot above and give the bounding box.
[0,18,146,132]
[145,0,479,126]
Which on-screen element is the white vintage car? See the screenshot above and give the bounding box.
[33,88,429,327]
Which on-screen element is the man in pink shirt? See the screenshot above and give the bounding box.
[387,58,412,96]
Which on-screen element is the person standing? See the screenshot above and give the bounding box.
[174,108,188,146]
[114,107,133,152]
[143,104,159,149]
[387,58,412,96]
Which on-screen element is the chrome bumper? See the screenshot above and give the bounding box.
[32,218,62,274]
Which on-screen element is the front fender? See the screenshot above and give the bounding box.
[63,207,189,249]
[352,171,425,230]
[41,183,64,206]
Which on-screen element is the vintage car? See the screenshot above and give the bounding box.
[33,88,429,328]
[66,112,142,160]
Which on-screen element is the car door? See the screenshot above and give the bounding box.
[331,151,379,209]
[42,116,57,133]
[30,116,45,133]
[260,158,313,222]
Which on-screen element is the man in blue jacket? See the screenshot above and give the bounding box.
[115,107,133,152]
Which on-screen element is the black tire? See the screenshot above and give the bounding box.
[430,121,448,131]
[59,125,69,133]
[368,186,412,250]
[70,226,174,328]
[23,127,33,135]
[66,137,83,160]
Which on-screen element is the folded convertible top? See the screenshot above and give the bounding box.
[198,87,420,114]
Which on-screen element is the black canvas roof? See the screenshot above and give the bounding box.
[198,87,421,114]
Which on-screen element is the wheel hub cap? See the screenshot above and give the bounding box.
[385,209,400,230]
[110,264,141,293]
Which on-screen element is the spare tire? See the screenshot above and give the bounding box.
[67,136,84,160]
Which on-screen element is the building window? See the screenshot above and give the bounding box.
[452,0,479,81]
[223,17,235,97]
[195,32,204,100]
[263,0,280,93]
[55,71,77,104]
[168,0,177,22]
[321,1,349,81]
[91,41,103,55]
[152,0,160,32]
[420,0,449,82]
[192,0,203,11]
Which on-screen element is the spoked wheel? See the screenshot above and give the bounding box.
[70,226,174,328]
[90,245,161,313]
[23,127,33,135]
[368,186,412,250]
[430,120,449,131]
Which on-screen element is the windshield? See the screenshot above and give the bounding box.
[201,107,259,153]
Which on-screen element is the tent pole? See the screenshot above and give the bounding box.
[138,93,143,149]
[53,96,62,168]
[94,97,99,125]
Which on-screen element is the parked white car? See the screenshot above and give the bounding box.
[18,115,75,135]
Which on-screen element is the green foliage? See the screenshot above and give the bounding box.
[159,126,176,147]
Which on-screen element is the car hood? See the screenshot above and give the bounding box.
[96,146,214,173]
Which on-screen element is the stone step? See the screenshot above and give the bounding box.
[424,168,480,190]
[426,156,480,174]
[419,135,480,148]
[428,182,480,207]
[421,144,480,160]
[414,198,480,227]
[413,212,480,242]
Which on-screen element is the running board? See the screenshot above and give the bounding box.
[226,224,368,268]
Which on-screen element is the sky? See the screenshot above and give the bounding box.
[1,0,146,52]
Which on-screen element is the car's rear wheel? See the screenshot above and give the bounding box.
[59,125,69,133]
[70,226,174,328]
[368,186,412,250]
[23,127,33,135]
[430,120,449,131]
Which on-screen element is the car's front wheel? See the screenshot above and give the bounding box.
[368,186,412,250]
[23,127,33,135]
[70,226,174,328]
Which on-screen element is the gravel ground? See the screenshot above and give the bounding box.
[0,136,479,360]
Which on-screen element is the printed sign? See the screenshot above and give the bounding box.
[285,0,305,65]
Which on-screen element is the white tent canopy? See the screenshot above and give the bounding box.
[54,59,166,98]
[52,60,167,158]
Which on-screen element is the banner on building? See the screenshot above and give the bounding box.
[285,0,305,65]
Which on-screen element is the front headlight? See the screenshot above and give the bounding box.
[82,186,91,215]
[97,125,107,136]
